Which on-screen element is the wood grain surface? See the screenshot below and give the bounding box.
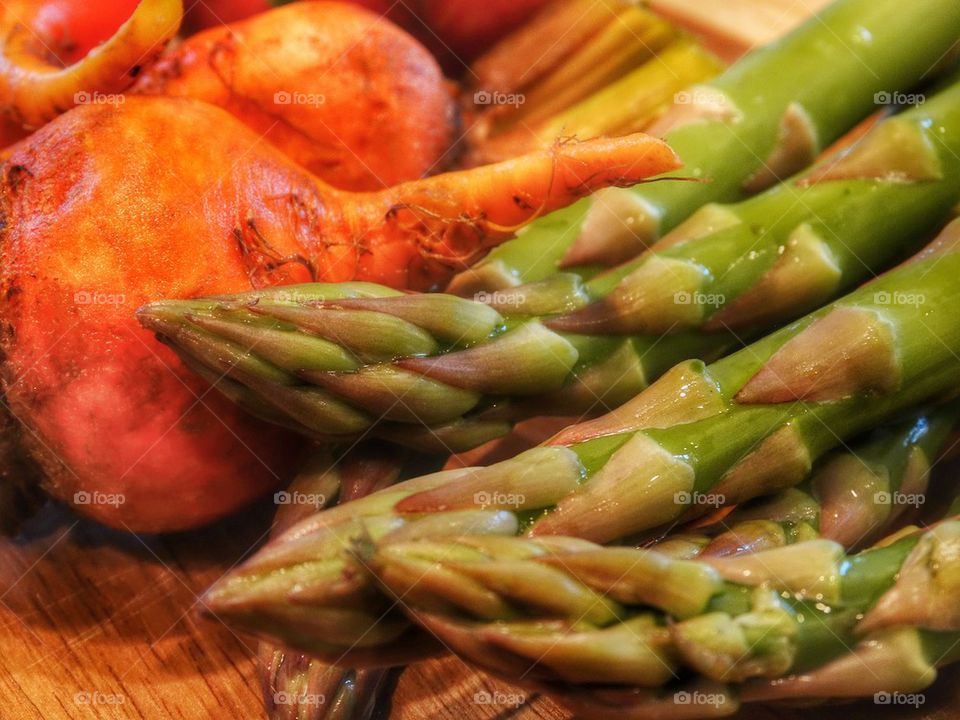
[2,500,958,720]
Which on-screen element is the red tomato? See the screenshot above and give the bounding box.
[31,0,141,64]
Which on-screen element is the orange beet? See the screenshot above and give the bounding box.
[0,102,305,532]
[136,1,455,191]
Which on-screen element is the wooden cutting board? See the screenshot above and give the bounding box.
[1,502,958,720]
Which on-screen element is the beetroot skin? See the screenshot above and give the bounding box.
[0,100,309,533]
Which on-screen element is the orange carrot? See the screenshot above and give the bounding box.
[333,134,681,287]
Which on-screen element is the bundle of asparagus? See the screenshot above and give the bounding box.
[369,519,960,719]
[139,77,960,450]
[200,218,960,661]
[256,420,960,720]
[452,0,960,282]
[147,3,960,712]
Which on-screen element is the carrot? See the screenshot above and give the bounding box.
[135,2,456,191]
[0,96,675,532]
[0,0,181,128]
[338,134,679,287]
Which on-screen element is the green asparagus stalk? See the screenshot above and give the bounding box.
[444,108,887,297]
[792,404,959,549]
[201,219,960,658]
[139,282,515,453]
[259,445,411,720]
[141,80,960,449]
[454,0,960,279]
[656,403,960,558]
[367,520,960,719]
[463,0,724,174]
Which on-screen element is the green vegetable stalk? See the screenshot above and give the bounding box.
[368,520,960,719]
[453,0,960,288]
[198,218,960,660]
[656,403,960,558]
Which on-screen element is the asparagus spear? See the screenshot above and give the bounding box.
[138,282,515,453]
[368,520,960,719]
[444,108,889,298]
[141,79,960,447]
[656,403,960,558]
[201,219,960,658]
[258,446,409,720]
[452,0,960,279]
